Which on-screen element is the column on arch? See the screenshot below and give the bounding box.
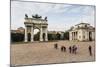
[31,26,34,42]
[40,26,43,41]
[24,26,28,42]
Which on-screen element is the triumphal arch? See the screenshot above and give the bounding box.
[24,14,48,42]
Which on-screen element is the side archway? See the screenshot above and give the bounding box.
[34,28,40,41]
[28,33,31,41]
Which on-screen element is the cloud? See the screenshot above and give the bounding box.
[11,1,73,15]
[11,1,95,31]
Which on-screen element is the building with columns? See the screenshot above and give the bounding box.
[24,14,48,42]
[69,23,95,41]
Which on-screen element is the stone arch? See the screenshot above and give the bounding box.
[24,14,48,42]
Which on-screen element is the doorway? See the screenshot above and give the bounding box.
[28,33,31,41]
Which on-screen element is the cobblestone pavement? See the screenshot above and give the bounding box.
[11,40,95,66]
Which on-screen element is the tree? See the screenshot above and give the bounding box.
[56,33,61,40]
[11,33,24,42]
[64,31,69,40]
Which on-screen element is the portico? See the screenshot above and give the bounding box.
[69,23,95,41]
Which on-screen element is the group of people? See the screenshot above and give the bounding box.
[54,43,92,56]
[54,43,66,52]
[69,45,77,54]
[54,43,77,54]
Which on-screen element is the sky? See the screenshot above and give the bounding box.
[11,1,95,32]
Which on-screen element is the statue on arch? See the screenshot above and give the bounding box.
[25,14,28,18]
[44,16,47,20]
[32,14,42,19]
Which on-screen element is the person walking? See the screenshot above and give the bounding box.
[61,46,66,52]
[89,45,92,56]
[72,45,77,54]
[72,45,75,54]
[74,46,77,54]
[69,46,72,53]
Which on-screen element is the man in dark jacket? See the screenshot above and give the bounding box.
[69,46,72,53]
[89,45,92,56]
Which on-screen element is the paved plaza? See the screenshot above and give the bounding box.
[11,40,95,66]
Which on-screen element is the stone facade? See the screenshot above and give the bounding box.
[69,23,95,41]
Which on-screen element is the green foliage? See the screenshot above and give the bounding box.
[11,33,24,42]
[48,33,61,40]
[64,31,69,40]
[56,33,61,40]
[11,31,70,42]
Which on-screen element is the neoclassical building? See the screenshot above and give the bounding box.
[24,14,48,42]
[69,23,95,41]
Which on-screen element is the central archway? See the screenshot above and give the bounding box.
[34,29,40,41]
